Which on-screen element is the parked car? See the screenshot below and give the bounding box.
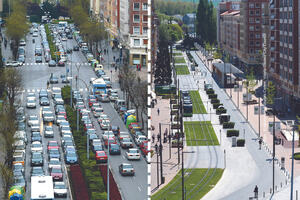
[26,97,36,108]
[40,97,50,106]
[50,76,59,84]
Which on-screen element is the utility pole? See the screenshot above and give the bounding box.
[180,96,184,200]
[159,123,163,184]
[258,96,261,138]
[272,109,275,194]
[291,124,296,200]
[177,79,180,164]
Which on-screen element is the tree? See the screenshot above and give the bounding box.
[5,2,29,59]
[196,0,216,44]
[119,65,136,108]
[0,163,13,199]
[266,81,276,106]
[2,68,23,110]
[129,77,147,123]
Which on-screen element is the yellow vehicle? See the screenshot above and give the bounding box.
[131,126,142,135]
[94,64,104,72]
[13,152,25,166]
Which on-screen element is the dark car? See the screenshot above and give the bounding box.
[73,45,79,51]
[60,75,70,83]
[35,56,42,63]
[119,163,135,176]
[50,76,59,84]
[49,149,60,160]
[48,60,56,67]
[40,97,50,106]
[31,166,45,176]
[58,60,65,67]
[39,89,48,98]
[92,145,103,153]
[67,35,73,39]
[31,152,43,166]
[109,143,121,155]
[31,132,42,142]
[111,126,120,135]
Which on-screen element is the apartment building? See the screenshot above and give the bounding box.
[267,0,299,109]
[238,0,269,75]
[128,0,148,66]
[219,10,240,60]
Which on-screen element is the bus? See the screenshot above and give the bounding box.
[183,103,193,117]
[31,176,54,200]
[90,78,107,98]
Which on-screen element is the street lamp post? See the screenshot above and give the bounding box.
[159,123,164,184]
[291,124,296,200]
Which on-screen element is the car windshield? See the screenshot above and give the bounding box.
[61,126,70,130]
[123,138,131,142]
[50,159,60,165]
[33,167,43,173]
[54,183,66,189]
[32,153,42,159]
[97,152,106,156]
[50,149,59,154]
[30,116,38,120]
[49,142,58,146]
[15,176,25,183]
[27,99,35,103]
[41,97,48,101]
[14,156,23,161]
[129,149,139,153]
[13,165,23,170]
[52,168,62,173]
[67,152,76,157]
[123,164,133,169]
[32,143,41,148]
[44,113,53,117]
[45,126,53,131]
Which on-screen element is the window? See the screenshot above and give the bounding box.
[134,3,139,11]
[255,34,261,39]
[289,12,292,19]
[289,0,293,6]
[255,26,260,31]
[134,15,140,23]
[255,18,260,23]
[289,24,292,32]
[250,40,254,46]
[289,36,293,44]
[143,15,148,22]
[255,10,260,16]
[250,49,254,53]
[133,27,140,34]
[249,3,254,8]
[249,10,254,16]
[249,18,254,23]
[255,41,260,46]
[143,3,148,10]
[255,3,260,8]
[143,27,148,34]
[249,26,254,31]
[250,33,254,39]
[134,39,140,46]
[143,39,148,45]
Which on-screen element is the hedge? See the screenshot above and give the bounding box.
[211,98,220,104]
[208,94,217,99]
[216,107,227,115]
[223,122,235,129]
[237,139,245,147]
[294,152,300,160]
[213,103,222,109]
[226,130,239,137]
[45,24,56,60]
[206,89,214,95]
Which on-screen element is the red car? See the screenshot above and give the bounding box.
[48,141,59,150]
[104,137,117,148]
[57,111,67,119]
[140,141,152,156]
[50,167,63,181]
[95,151,108,163]
[84,123,94,132]
[89,98,97,107]
[128,122,139,130]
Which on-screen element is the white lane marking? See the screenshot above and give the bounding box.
[138,186,141,191]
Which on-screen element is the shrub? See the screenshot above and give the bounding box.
[216,107,227,115]
[237,139,245,147]
[294,152,300,160]
[171,110,178,115]
[172,104,179,109]
[227,130,239,137]
[223,122,235,129]
[208,94,217,99]
[91,192,107,200]
[213,103,222,109]
[211,98,220,104]
[206,88,214,94]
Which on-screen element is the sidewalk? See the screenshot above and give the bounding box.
[150,96,181,194]
[196,49,300,177]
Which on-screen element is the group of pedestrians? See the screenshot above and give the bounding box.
[152,128,172,144]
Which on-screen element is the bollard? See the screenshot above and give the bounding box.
[263,192,265,198]
[281,182,282,188]
[275,186,277,191]
[286,180,288,185]
[296,190,298,200]
[270,188,272,194]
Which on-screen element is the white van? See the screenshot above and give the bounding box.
[31,176,54,200]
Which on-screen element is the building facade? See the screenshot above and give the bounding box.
[128,0,148,66]
[219,10,240,60]
[267,0,299,109]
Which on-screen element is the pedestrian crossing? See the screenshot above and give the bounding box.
[22,62,91,66]
[21,88,90,93]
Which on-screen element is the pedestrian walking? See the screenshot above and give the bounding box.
[152,134,155,143]
[115,66,117,72]
[254,185,258,199]
[113,56,115,61]
[155,143,158,153]
[168,134,171,142]
[258,137,262,150]
[157,134,160,142]
[163,136,167,143]
[164,128,168,138]
[157,108,160,116]
[47,81,50,89]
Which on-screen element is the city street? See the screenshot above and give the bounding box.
[2,23,147,200]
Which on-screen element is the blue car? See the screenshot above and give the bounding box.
[109,144,121,155]
[65,151,78,164]
[49,149,60,160]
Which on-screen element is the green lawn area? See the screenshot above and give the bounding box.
[174,52,183,56]
[174,57,186,64]
[152,168,224,200]
[175,65,190,75]
[189,90,207,114]
[184,121,219,146]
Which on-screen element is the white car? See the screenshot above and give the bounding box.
[44,126,54,138]
[109,93,118,101]
[31,141,43,152]
[135,135,147,146]
[56,116,66,125]
[99,94,110,102]
[98,114,109,123]
[31,125,40,132]
[48,158,62,169]
[28,115,39,126]
[102,131,114,141]
[54,182,68,198]
[32,32,38,37]
[42,106,51,115]
[126,148,141,160]
[5,61,22,67]
[26,97,36,108]
[100,120,110,130]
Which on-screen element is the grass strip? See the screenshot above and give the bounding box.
[175,65,190,75]
[189,90,207,114]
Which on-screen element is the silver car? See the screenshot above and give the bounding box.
[54,182,67,197]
